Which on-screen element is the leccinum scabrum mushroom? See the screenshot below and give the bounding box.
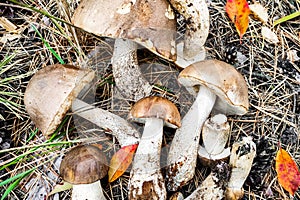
[72,0,176,101]
[226,137,256,200]
[60,145,108,200]
[166,59,249,191]
[128,96,181,199]
[25,64,139,147]
[169,0,210,68]
[24,64,95,138]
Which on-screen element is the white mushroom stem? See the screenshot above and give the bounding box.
[202,114,230,155]
[226,137,256,200]
[72,181,106,200]
[111,38,152,101]
[170,0,209,67]
[72,98,140,147]
[166,86,216,191]
[129,118,167,199]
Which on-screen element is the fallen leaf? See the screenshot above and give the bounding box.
[275,148,300,196]
[261,26,279,44]
[226,0,250,41]
[108,143,138,182]
[46,181,73,199]
[249,2,269,23]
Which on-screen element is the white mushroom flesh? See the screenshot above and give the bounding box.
[175,42,206,68]
[72,181,106,200]
[202,114,230,155]
[198,146,231,167]
[72,98,140,147]
[111,38,152,101]
[166,86,216,191]
[129,118,166,199]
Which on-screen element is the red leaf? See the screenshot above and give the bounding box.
[275,148,300,195]
[108,144,138,182]
[226,0,250,42]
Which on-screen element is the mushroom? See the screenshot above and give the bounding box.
[166,60,249,191]
[24,64,140,146]
[169,0,210,68]
[60,145,108,200]
[24,64,95,137]
[72,0,177,101]
[185,162,230,200]
[225,137,256,200]
[127,96,181,199]
[198,114,231,166]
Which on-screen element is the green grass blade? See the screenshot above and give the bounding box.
[0,171,30,200]
[274,11,300,26]
[31,24,65,64]
[25,128,39,144]
[0,54,16,72]
[0,168,34,187]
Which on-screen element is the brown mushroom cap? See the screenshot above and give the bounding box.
[72,0,176,61]
[24,64,95,137]
[128,96,181,129]
[60,145,108,184]
[178,60,249,115]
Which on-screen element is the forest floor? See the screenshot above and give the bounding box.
[0,0,299,199]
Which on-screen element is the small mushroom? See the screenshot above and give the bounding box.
[128,96,181,199]
[169,0,210,68]
[198,114,231,166]
[166,60,249,191]
[25,64,140,146]
[72,0,177,101]
[24,64,95,137]
[60,145,108,200]
[185,162,230,200]
[225,137,256,200]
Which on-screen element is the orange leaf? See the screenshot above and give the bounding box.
[108,143,138,182]
[275,148,300,195]
[226,0,250,41]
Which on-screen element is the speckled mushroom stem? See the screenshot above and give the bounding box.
[129,118,167,199]
[166,86,216,191]
[72,98,140,147]
[72,181,106,200]
[169,0,209,64]
[185,162,229,200]
[111,38,152,101]
[226,137,256,200]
